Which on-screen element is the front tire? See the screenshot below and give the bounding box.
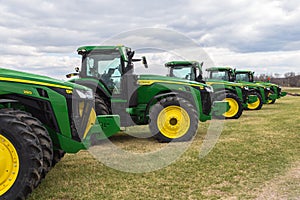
[217,93,243,119]
[268,90,276,104]
[247,91,263,110]
[52,149,66,167]
[149,96,198,143]
[0,113,43,200]
[1,109,53,181]
[95,94,110,115]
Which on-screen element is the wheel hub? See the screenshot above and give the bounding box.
[157,106,190,139]
[169,118,178,126]
[0,135,19,195]
[223,98,239,118]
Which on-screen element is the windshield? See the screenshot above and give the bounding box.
[209,71,230,81]
[169,66,195,81]
[82,50,122,94]
[235,73,250,82]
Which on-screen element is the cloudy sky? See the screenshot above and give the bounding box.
[0,0,299,79]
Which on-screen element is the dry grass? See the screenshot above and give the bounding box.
[28,89,300,200]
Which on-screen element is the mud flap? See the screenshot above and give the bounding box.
[85,115,120,145]
[247,95,258,104]
[211,101,230,116]
[268,93,277,101]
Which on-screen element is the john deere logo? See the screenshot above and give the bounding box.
[23,90,33,95]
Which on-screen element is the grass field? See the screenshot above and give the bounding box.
[29,88,300,200]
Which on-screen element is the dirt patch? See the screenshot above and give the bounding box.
[256,162,300,200]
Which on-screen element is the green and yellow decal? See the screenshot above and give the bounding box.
[138,80,204,89]
[0,77,73,90]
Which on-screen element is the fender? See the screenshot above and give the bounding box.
[144,92,177,121]
[212,89,234,100]
[143,91,195,123]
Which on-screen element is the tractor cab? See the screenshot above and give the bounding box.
[235,70,254,82]
[76,45,147,95]
[67,45,148,126]
[206,67,235,82]
[165,61,205,83]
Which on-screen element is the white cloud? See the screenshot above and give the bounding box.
[0,0,299,79]
[205,47,300,75]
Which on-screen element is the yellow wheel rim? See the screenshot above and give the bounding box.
[157,106,190,139]
[267,92,273,104]
[223,98,239,118]
[0,134,19,196]
[248,98,261,110]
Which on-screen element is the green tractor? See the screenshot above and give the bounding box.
[234,70,287,104]
[165,61,258,119]
[205,66,279,110]
[0,68,120,199]
[205,67,267,111]
[67,45,229,143]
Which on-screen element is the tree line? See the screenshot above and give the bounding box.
[255,72,300,87]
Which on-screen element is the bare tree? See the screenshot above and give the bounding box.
[284,72,296,78]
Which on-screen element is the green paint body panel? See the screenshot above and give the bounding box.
[85,115,120,145]
[235,70,286,100]
[236,80,269,104]
[211,101,230,116]
[248,95,259,104]
[0,68,119,154]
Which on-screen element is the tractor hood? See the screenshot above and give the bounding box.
[237,81,266,89]
[257,81,278,87]
[206,79,245,87]
[138,74,209,88]
[0,68,88,90]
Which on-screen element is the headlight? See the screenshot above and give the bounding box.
[205,86,214,93]
[75,89,94,99]
[266,87,270,91]
[244,86,249,90]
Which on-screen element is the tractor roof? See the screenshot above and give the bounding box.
[235,70,254,74]
[77,45,128,53]
[206,66,233,71]
[165,61,200,68]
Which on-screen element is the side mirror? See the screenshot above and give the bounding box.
[200,62,204,68]
[142,56,148,68]
[127,51,135,59]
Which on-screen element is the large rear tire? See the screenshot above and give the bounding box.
[217,93,243,119]
[247,91,263,110]
[149,96,198,143]
[0,113,43,200]
[95,94,110,115]
[1,109,53,181]
[52,149,66,167]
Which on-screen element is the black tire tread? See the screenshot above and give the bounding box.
[0,113,43,200]
[149,96,198,143]
[52,149,66,167]
[216,93,243,119]
[95,94,110,115]
[0,109,53,180]
[248,91,263,110]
